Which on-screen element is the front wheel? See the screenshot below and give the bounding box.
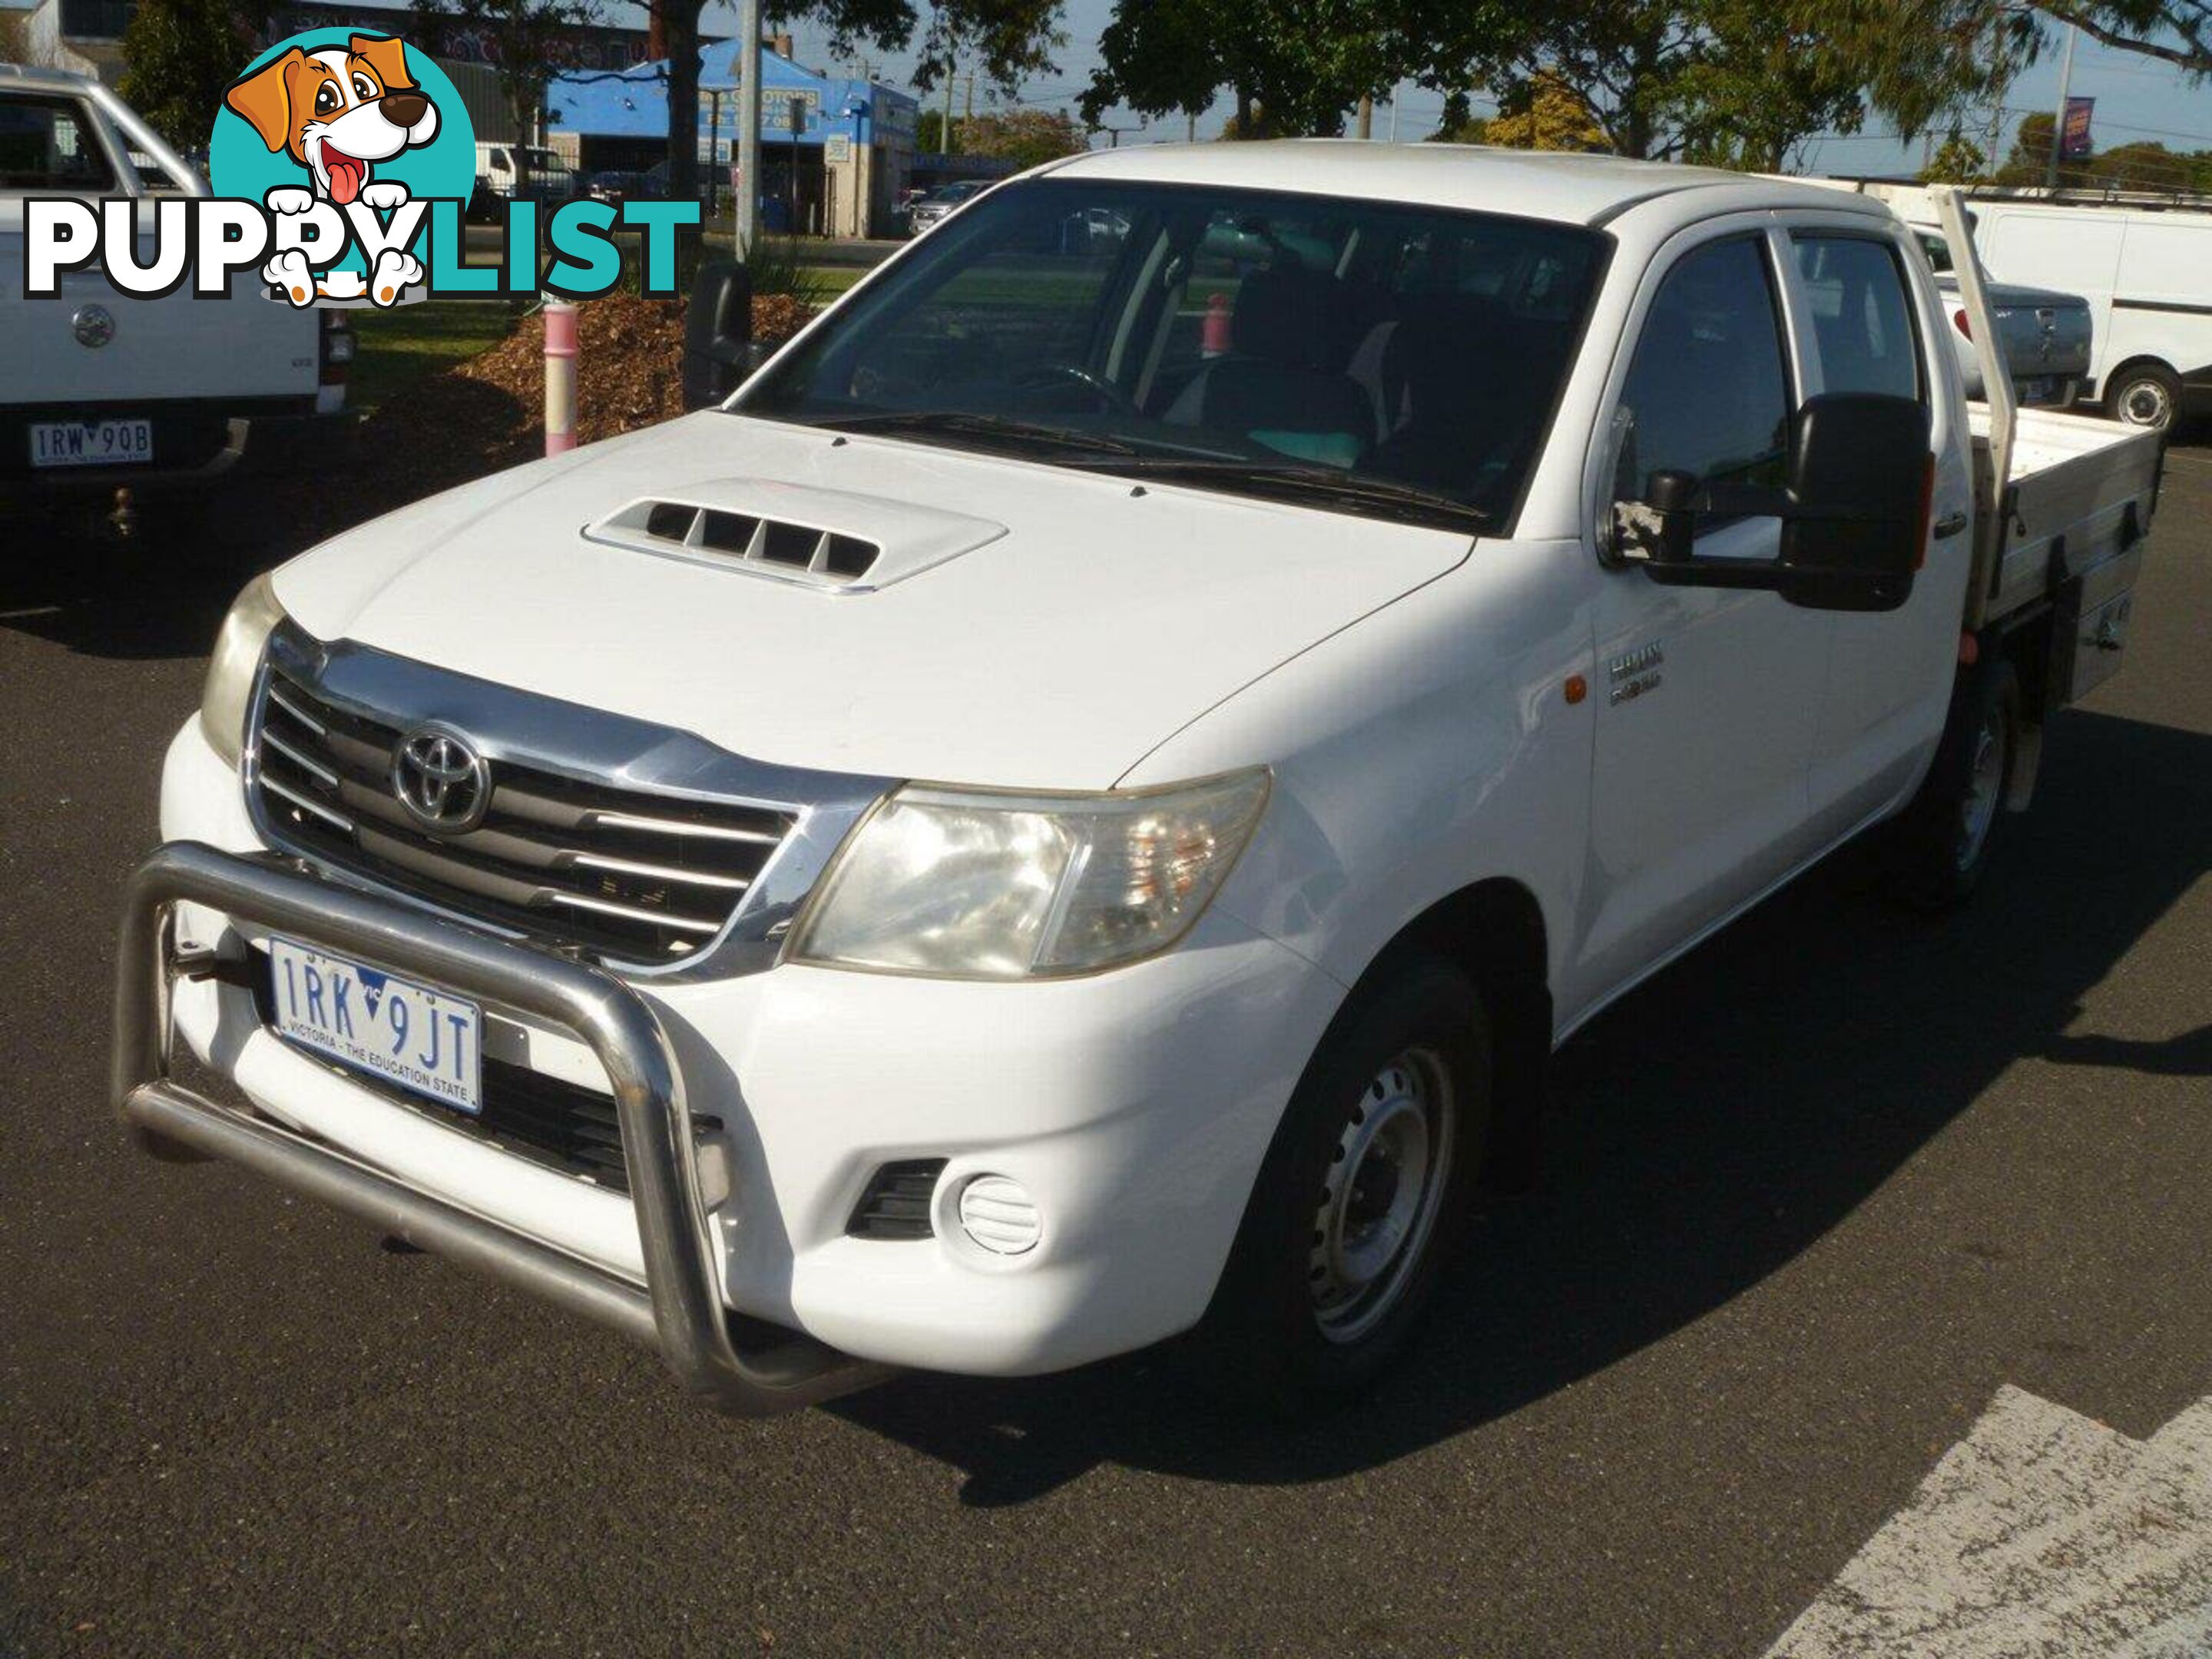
[2105,362,2182,432]
[1196,956,1489,1414]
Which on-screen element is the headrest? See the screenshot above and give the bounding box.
[1233,266,1339,370]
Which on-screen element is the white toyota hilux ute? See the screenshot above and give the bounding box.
[124,145,2162,1415]
[1,67,350,511]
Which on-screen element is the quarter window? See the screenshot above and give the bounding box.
[1613,237,1792,505]
[1793,235,1923,401]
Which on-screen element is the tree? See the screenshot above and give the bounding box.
[119,0,270,149]
[1434,0,1874,168]
[409,0,601,164]
[1082,0,1502,139]
[0,10,32,65]
[1471,71,1609,150]
[928,106,1083,165]
[1922,127,1989,182]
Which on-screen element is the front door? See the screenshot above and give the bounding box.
[1570,227,1835,1009]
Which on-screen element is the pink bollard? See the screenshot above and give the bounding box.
[543,298,579,456]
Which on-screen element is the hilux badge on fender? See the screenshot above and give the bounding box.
[392,727,489,832]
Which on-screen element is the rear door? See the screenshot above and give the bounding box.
[1786,220,1975,837]
[0,86,320,416]
[1571,224,1834,1005]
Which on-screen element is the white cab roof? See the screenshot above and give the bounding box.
[1051,140,1894,230]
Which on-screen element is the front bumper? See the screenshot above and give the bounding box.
[118,839,891,1415]
[144,718,1343,1388]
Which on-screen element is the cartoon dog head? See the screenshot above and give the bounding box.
[224,35,439,206]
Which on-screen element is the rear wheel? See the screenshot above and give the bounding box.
[1884,654,2020,910]
[2104,362,2182,432]
[1197,956,1489,1414]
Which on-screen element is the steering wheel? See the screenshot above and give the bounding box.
[1013,363,1144,417]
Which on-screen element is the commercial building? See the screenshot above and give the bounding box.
[548,41,918,238]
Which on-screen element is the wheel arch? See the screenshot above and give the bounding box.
[2100,353,2180,410]
[1351,876,1555,1191]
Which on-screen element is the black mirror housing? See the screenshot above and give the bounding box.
[1609,393,1931,614]
[681,258,756,411]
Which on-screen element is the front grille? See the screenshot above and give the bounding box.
[248,955,631,1193]
[253,667,794,967]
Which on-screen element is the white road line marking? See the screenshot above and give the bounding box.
[1767,1384,2212,1658]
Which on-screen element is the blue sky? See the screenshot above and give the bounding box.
[763,0,2212,175]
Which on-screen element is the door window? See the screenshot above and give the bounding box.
[1792,235,1923,400]
[1612,237,1792,507]
[0,94,115,192]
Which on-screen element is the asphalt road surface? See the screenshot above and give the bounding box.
[5,438,2210,1658]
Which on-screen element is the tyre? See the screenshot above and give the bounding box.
[1884,653,2020,910]
[2104,361,2182,432]
[1196,955,1490,1415]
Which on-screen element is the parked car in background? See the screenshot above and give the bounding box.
[906,178,987,236]
[1,66,349,514]
[587,168,665,210]
[1965,196,2212,431]
[127,154,2161,1420]
[473,142,582,210]
[1787,180,2094,410]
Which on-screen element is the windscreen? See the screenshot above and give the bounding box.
[741,177,1605,528]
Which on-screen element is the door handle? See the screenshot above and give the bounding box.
[1932,509,1969,539]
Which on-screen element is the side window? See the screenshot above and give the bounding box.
[1614,237,1792,505]
[0,94,117,192]
[1792,236,1922,401]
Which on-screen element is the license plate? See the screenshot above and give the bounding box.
[267,938,482,1114]
[30,418,154,468]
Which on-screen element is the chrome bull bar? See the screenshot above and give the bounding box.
[113,839,892,1415]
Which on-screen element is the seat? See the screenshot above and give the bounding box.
[1164,266,1373,466]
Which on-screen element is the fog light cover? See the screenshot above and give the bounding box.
[957,1174,1041,1255]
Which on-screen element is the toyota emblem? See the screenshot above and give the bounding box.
[71,305,114,349]
[392,727,490,833]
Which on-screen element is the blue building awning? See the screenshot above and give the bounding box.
[548,51,916,153]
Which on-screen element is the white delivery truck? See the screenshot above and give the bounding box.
[118,149,2162,1416]
[1969,195,2212,431]
[1,67,351,512]
[1830,179,2212,432]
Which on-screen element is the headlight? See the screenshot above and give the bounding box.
[790,769,1271,979]
[199,571,286,766]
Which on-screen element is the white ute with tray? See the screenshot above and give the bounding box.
[121,153,2162,1414]
[0,67,349,512]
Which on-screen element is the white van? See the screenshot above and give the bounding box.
[1967,198,2212,430]
[472,141,580,207]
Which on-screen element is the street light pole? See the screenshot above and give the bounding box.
[736,0,763,255]
[2045,23,2078,192]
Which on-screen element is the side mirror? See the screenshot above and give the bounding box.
[681,258,770,409]
[1608,393,1930,613]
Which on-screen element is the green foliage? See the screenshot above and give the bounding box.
[953,106,1086,167]
[1992,107,2212,192]
[1921,128,1989,182]
[118,0,270,150]
[740,235,833,306]
[1082,0,1507,138]
[1470,71,1609,151]
[1450,0,1873,167]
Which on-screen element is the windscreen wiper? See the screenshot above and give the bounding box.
[815,411,1141,457]
[1057,455,1492,533]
